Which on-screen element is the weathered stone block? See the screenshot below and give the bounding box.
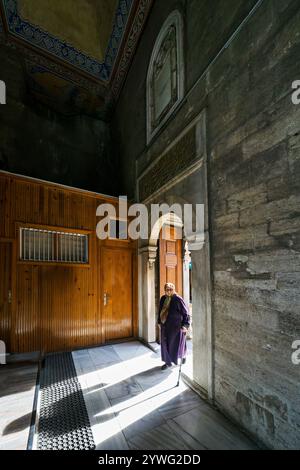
[214,223,274,253]
[239,195,300,228]
[236,392,275,435]
[246,248,300,273]
[226,184,268,214]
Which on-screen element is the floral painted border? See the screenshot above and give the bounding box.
[111,0,153,98]
[2,0,134,81]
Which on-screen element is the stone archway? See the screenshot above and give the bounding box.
[139,177,214,400]
[149,211,183,248]
[138,198,213,400]
[137,211,184,345]
[137,110,213,400]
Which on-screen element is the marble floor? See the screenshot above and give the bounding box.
[184,337,193,379]
[73,341,258,450]
[0,362,38,450]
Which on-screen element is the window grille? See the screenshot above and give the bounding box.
[20,228,88,263]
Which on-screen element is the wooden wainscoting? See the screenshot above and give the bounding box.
[0,241,13,352]
[0,171,137,354]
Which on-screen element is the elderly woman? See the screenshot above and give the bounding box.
[157,282,190,370]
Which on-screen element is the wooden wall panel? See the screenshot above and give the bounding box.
[102,247,133,341]
[0,171,137,354]
[0,242,12,351]
[0,178,11,238]
[14,264,40,353]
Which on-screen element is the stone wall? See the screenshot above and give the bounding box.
[113,0,300,449]
[113,0,258,198]
[0,43,119,195]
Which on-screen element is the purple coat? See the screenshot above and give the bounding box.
[157,294,190,366]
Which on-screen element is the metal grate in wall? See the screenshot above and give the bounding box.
[20,228,88,263]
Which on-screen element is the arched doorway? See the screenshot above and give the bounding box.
[144,212,194,379]
[158,224,183,298]
[137,139,213,400]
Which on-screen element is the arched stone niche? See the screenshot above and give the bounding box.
[146,10,185,144]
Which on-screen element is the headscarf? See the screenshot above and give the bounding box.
[160,295,172,324]
[160,283,176,324]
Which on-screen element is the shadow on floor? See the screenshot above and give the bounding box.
[84,365,178,417]
[74,342,259,450]
[2,412,32,436]
[0,362,38,398]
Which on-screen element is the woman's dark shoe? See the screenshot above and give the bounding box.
[182,357,186,364]
[161,363,169,370]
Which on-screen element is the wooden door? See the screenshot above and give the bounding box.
[0,242,12,352]
[159,226,183,297]
[102,247,133,341]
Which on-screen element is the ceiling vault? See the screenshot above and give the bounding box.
[0,0,153,117]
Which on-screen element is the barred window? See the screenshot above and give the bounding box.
[20,228,88,263]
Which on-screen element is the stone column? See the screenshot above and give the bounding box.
[189,232,213,400]
[183,241,191,307]
[138,245,157,343]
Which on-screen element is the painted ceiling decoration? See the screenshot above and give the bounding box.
[0,0,153,117]
[3,0,133,81]
[18,0,119,63]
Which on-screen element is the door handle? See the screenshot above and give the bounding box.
[104,292,111,306]
[8,290,12,304]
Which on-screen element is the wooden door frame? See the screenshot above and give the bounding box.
[159,225,183,297]
[0,238,16,353]
[99,243,138,344]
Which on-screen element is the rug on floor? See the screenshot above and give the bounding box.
[37,352,95,450]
